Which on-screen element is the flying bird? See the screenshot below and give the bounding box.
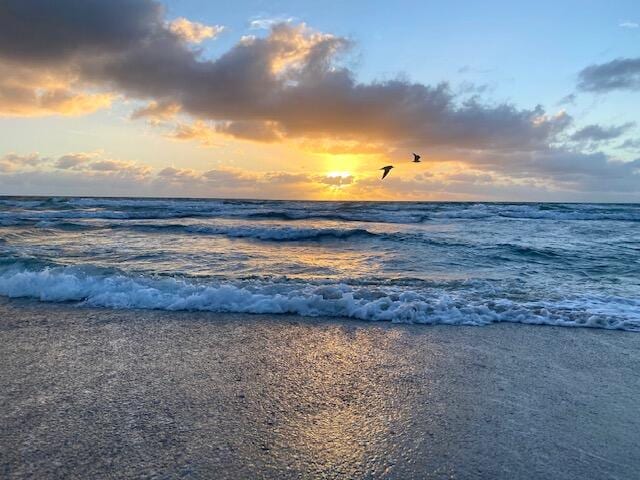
[412,153,421,162]
[380,165,394,179]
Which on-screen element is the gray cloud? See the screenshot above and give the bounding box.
[216,120,282,142]
[0,152,46,172]
[617,138,640,151]
[557,93,576,106]
[464,147,640,193]
[4,151,151,177]
[570,122,635,142]
[0,0,163,64]
[0,0,572,154]
[55,153,95,169]
[578,57,640,93]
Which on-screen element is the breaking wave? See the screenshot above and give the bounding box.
[0,264,638,331]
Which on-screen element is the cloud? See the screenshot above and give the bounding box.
[577,57,640,92]
[2,148,640,201]
[249,16,295,30]
[216,120,282,142]
[130,100,181,120]
[557,93,576,106]
[570,122,635,142]
[0,1,572,153]
[314,174,355,186]
[88,159,151,176]
[157,166,201,181]
[619,22,639,29]
[0,153,46,172]
[462,147,640,193]
[55,152,97,169]
[166,121,220,146]
[617,138,640,151]
[154,166,326,197]
[0,151,155,196]
[3,151,151,178]
[169,18,224,43]
[0,63,113,117]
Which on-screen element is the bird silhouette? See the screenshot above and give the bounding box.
[412,153,421,162]
[380,165,394,179]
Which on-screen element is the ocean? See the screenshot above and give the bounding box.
[0,197,638,331]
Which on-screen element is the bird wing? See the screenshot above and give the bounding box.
[381,167,391,179]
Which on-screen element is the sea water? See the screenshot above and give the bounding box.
[0,197,638,330]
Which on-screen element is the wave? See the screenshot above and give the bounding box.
[130,224,378,241]
[431,203,640,222]
[21,221,380,241]
[16,220,460,245]
[246,211,430,224]
[2,198,640,224]
[0,264,637,331]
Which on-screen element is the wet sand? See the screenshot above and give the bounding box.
[1,298,639,479]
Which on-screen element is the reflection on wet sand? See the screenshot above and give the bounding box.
[2,302,639,479]
[273,327,410,477]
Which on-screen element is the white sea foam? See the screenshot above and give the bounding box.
[0,265,638,331]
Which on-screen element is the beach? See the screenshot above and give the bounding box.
[2,298,639,479]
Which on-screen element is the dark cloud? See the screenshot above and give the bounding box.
[577,57,640,93]
[216,120,282,142]
[0,0,164,64]
[570,122,635,142]
[0,0,571,153]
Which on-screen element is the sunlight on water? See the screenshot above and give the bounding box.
[0,197,639,330]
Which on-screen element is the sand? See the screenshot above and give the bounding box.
[1,298,639,479]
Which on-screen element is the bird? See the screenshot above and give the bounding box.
[380,165,394,179]
[412,153,421,162]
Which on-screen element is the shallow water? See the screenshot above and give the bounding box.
[0,197,638,330]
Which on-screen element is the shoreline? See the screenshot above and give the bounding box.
[2,298,639,479]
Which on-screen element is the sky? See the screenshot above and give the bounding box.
[0,0,639,201]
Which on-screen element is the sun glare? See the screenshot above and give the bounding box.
[326,171,351,178]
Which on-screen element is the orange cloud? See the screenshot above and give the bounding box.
[166,121,220,146]
[0,63,113,117]
[131,100,181,121]
[169,17,224,43]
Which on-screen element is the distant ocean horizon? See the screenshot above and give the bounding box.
[1,196,638,331]
[3,195,640,204]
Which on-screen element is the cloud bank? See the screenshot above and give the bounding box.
[0,0,569,151]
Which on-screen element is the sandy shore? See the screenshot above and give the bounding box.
[1,298,639,479]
